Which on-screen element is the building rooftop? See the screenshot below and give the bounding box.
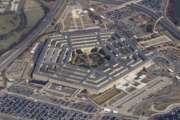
[33,28,148,93]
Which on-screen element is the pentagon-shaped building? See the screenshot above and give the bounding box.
[33,27,153,94]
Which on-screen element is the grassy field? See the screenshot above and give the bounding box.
[0,0,44,52]
[24,0,44,27]
[0,14,20,34]
[91,88,121,105]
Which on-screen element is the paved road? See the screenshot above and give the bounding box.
[0,0,67,72]
[111,77,172,115]
[103,0,143,12]
[130,3,180,40]
[151,103,180,118]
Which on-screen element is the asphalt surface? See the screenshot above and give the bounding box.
[130,3,180,40]
[0,0,67,72]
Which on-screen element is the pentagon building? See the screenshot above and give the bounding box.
[33,27,153,94]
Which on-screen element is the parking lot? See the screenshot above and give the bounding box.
[139,0,163,13]
[0,94,95,120]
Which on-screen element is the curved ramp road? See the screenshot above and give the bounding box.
[130,3,180,40]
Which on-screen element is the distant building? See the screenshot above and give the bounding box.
[0,0,21,14]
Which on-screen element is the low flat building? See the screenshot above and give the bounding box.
[0,0,21,13]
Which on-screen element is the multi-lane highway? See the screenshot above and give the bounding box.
[103,0,143,12]
[0,0,67,72]
[130,3,180,40]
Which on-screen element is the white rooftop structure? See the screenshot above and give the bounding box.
[0,0,21,13]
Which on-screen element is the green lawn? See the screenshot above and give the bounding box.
[0,14,20,34]
[24,0,44,27]
[0,0,45,51]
